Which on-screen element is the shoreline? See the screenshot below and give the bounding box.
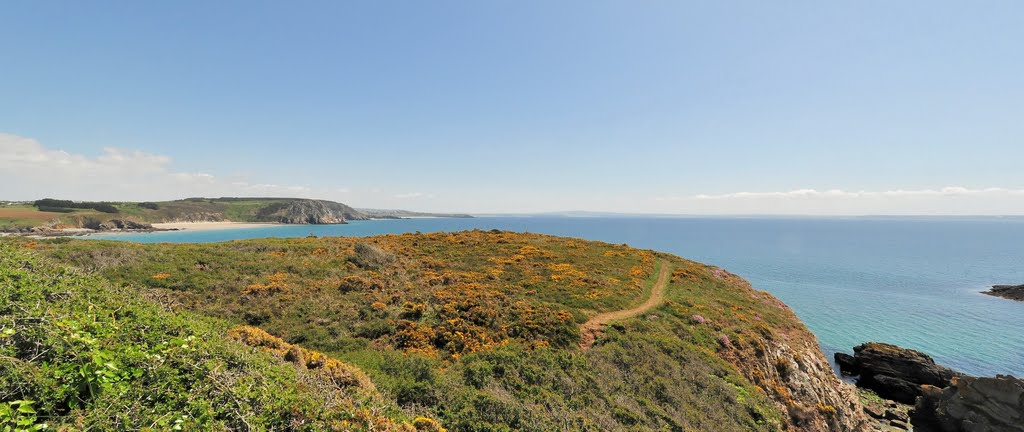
[150,221,283,232]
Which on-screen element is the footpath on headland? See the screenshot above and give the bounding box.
[579,259,672,350]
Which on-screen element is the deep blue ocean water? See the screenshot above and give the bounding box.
[92,216,1024,377]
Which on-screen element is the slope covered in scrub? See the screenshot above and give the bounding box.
[0,243,423,431]
[13,231,867,431]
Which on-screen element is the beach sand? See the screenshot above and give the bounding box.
[151,222,281,232]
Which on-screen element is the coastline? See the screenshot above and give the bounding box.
[151,222,283,232]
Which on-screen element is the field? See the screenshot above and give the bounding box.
[4,230,864,431]
[0,205,97,230]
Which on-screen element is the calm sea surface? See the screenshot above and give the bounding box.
[92,216,1024,377]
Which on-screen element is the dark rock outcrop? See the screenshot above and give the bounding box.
[983,284,1024,302]
[912,375,1024,432]
[98,219,153,230]
[80,218,154,231]
[254,199,367,224]
[835,342,964,404]
[835,352,859,374]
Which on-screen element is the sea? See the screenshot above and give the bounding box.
[92,216,1024,377]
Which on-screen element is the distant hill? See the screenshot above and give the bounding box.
[130,197,369,224]
[357,208,473,219]
[1,198,371,233]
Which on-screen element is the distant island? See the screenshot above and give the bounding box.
[0,197,472,235]
[356,208,473,219]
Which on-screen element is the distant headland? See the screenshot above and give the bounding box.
[0,197,471,235]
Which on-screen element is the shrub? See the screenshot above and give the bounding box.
[350,242,395,269]
[412,417,447,432]
[227,325,375,391]
[339,275,381,292]
[34,206,75,213]
[32,199,119,213]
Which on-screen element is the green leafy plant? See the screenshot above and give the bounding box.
[0,400,47,432]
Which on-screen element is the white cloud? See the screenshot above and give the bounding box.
[0,133,457,211]
[4,133,1022,215]
[0,133,319,201]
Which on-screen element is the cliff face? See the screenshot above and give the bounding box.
[746,335,867,431]
[159,211,225,223]
[252,199,368,224]
[713,273,869,431]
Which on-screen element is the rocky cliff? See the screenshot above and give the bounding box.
[252,199,367,224]
[912,375,1024,432]
[712,272,870,431]
[835,342,964,404]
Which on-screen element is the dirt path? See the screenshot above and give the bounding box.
[579,259,672,350]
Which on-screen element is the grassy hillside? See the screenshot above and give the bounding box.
[0,205,71,231]
[12,231,867,431]
[0,243,433,431]
[0,198,367,231]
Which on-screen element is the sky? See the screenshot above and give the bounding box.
[2,1,1023,215]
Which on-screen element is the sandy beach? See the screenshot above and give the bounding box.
[151,222,282,232]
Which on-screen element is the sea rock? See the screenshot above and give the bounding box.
[983,284,1024,302]
[834,342,964,404]
[836,352,860,375]
[98,219,153,230]
[911,375,1024,432]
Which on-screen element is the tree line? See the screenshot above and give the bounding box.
[33,198,119,214]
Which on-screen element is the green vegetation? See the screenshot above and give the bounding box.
[33,199,119,214]
[0,231,860,431]
[0,243,426,431]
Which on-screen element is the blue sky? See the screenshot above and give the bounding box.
[2,1,1023,214]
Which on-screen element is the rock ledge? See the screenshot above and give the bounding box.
[983,284,1024,302]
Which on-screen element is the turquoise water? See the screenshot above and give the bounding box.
[93,217,1024,377]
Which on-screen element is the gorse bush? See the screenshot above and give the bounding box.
[350,242,396,269]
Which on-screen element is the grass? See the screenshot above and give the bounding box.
[3,230,859,431]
